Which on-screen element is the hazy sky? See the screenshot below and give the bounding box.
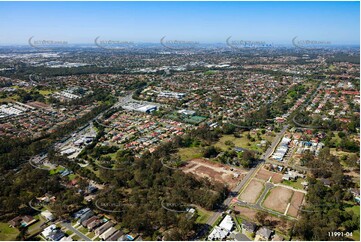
[0,1,359,45]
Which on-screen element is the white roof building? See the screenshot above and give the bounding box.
[41,210,54,221]
[208,226,229,241]
[99,227,117,240]
[219,215,234,232]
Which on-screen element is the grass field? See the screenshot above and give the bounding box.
[215,131,274,153]
[0,222,19,241]
[177,147,203,161]
[49,166,65,175]
[195,206,212,224]
[101,152,118,161]
[38,90,54,95]
[281,178,306,190]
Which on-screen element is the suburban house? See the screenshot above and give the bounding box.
[41,224,65,241]
[81,215,98,227]
[99,227,117,240]
[87,219,103,231]
[241,220,257,234]
[8,215,37,228]
[207,215,234,240]
[41,210,55,222]
[77,210,94,225]
[106,230,123,241]
[73,208,91,219]
[256,227,274,241]
[95,221,113,236]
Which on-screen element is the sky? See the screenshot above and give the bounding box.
[0,1,359,45]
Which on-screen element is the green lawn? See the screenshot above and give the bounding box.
[215,134,250,150]
[0,222,19,241]
[177,147,203,161]
[39,90,54,95]
[27,216,46,237]
[72,235,80,241]
[65,230,74,236]
[78,226,88,234]
[87,231,95,238]
[100,152,118,161]
[281,178,306,190]
[195,207,212,224]
[114,224,122,230]
[215,132,274,153]
[49,166,65,175]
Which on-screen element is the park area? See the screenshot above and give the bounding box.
[181,158,247,189]
[239,179,264,203]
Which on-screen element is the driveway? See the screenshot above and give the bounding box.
[61,222,91,241]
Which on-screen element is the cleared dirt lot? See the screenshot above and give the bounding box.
[239,179,264,203]
[182,158,247,189]
[263,186,293,213]
[287,191,305,217]
[233,205,258,221]
[255,168,283,183]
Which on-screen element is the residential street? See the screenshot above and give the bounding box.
[60,222,91,241]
